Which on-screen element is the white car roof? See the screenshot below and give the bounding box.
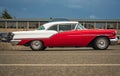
[43,21,79,30]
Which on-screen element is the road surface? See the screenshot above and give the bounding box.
[0,45,120,76]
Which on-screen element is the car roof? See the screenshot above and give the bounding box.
[43,21,79,30]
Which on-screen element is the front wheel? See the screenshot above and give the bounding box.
[92,37,110,50]
[30,40,46,51]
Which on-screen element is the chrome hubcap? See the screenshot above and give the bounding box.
[97,39,107,49]
[32,41,41,49]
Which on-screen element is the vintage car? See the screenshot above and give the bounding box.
[9,21,118,51]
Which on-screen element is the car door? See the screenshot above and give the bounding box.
[48,23,83,47]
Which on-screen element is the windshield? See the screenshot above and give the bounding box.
[38,25,45,30]
[76,23,86,30]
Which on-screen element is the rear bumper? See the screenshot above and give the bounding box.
[11,40,21,45]
[110,37,118,45]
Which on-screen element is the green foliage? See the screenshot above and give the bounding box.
[1,9,13,19]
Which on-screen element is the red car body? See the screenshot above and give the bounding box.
[18,29,116,46]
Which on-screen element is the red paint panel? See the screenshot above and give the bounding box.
[17,29,116,47]
[43,30,96,47]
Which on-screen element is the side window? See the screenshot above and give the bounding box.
[71,24,76,29]
[59,25,71,31]
[47,25,57,31]
[76,23,85,30]
[59,24,76,32]
[47,24,76,32]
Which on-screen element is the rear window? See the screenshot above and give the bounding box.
[38,25,45,30]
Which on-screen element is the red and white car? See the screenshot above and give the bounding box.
[10,21,118,51]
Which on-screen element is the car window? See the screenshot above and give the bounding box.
[47,24,76,32]
[47,25,58,31]
[59,24,76,32]
[38,25,45,30]
[76,23,86,30]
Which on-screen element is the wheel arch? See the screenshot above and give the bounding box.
[88,35,110,47]
[24,40,45,46]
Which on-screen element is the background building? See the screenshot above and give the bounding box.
[0,18,120,34]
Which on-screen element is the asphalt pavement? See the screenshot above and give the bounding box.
[0,45,120,76]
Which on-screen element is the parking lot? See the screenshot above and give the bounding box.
[0,45,120,76]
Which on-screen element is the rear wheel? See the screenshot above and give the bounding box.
[30,40,46,51]
[92,37,109,50]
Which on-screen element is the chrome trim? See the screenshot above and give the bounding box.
[110,37,118,45]
[11,40,21,45]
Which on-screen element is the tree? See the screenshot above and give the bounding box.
[1,9,13,19]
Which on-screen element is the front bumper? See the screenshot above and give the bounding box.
[11,40,21,45]
[110,37,118,45]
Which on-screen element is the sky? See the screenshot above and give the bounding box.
[0,0,120,19]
